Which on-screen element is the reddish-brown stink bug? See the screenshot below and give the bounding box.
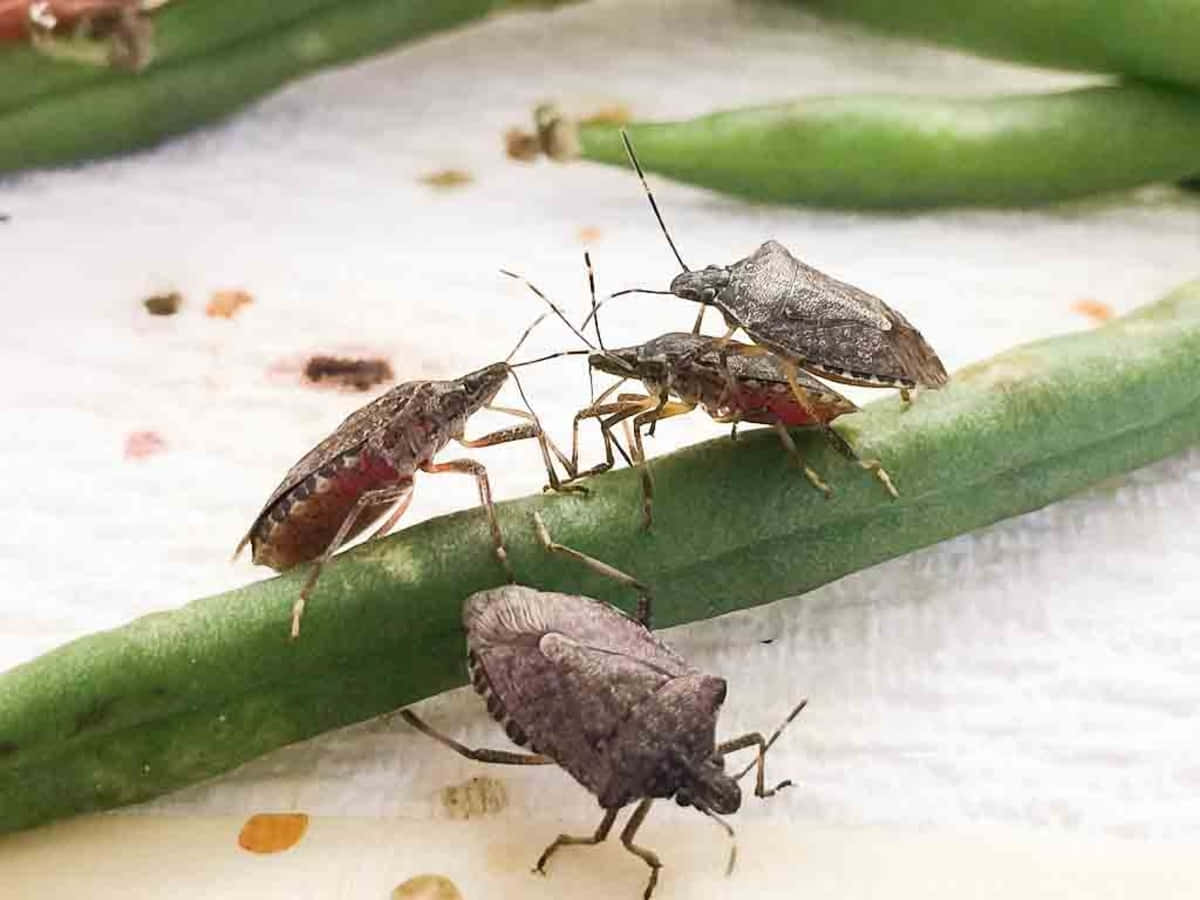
[507,258,898,529]
[234,317,573,638]
[402,512,805,899]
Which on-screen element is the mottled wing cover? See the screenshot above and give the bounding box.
[245,381,423,529]
[465,587,693,793]
[726,241,948,386]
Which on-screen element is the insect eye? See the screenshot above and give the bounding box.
[701,288,716,301]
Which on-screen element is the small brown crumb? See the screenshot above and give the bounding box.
[304,355,394,391]
[143,291,181,316]
[580,103,632,126]
[123,431,166,460]
[577,225,603,244]
[1071,299,1113,323]
[440,774,508,819]
[391,874,463,900]
[504,128,541,162]
[237,812,309,854]
[206,289,253,319]
[420,169,474,190]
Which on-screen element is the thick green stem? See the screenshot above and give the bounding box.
[2,279,1200,834]
[571,84,1200,208]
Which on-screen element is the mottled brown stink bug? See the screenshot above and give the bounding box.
[402,512,806,899]
[611,132,949,406]
[506,259,897,529]
[234,317,573,638]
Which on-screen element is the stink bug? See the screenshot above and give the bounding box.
[506,258,897,529]
[234,316,573,638]
[402,512,805,899]
[607,131,948,405]
[2,1,164,70]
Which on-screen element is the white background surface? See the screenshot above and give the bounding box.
[2,0,1200,852]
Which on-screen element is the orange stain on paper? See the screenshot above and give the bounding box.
[237,812,310,853]
[1071,298,1113,323]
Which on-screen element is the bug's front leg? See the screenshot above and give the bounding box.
[619,799,663,900]
[534,807,619,877]
[458,406,580,494]
[628,398,695,530]
[725,699,808,798]
[420,457,514,581]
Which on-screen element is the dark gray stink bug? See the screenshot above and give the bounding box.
[402,512,806,899]
[234,316,573,638]
[611,131,949,405]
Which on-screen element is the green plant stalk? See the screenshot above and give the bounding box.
[797,0,1200,91]
[3,279,1200,834]
[0,0,498,175]
[569,84,1200,208]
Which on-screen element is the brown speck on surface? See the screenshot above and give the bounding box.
[391,874,463,900]
[441,774,508,820]
[303,355,395,391]
[143,291,181,316]
[504,127,540,162]
[1071,298,1114,323]
[577,225,603,244]
[237,812,309,854]
[206,289,253,319]
[580,103,632,126]
[420,169,474,190]
[124,431,166,460]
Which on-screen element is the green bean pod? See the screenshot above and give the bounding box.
[797,0,1200,91]
[3,277,1200,834]
[551,84,1200,208]
[0,0,499,175]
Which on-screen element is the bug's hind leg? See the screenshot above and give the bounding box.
[771,422,832,498]
[533,511,653,627]
[620,799,664,899]
[534,807,618,876]
[399,711,552,765]
[818,425,899,499]
[291,482,413,639]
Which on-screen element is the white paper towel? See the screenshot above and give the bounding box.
[1,0,1199,847]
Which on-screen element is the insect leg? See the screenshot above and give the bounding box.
[399,711,552,765]
[619,798,663,900]
[458,414,580,495]
[533,807,618,876]
[816,425,900,499]
[629,398,695,530]
[420,458,513,581]
[291,481,414,638]
[533,511,654,627]
[725,699,808,797]
[561,398,646,485]
[772,422,833,498]
[568,378,628,475]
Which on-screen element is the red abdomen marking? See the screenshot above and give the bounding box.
[730,384,852,428]
[251,452,406,571]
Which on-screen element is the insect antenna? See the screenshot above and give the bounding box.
[733,699,809,782]
[579,288,674,331]
[621,129,688,273]
[503,311,549,364]
[697,803,738,876]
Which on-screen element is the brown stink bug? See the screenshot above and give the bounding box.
[234,316,574,638]
[505,258,897,529]
[609,132,948,407]
[402,512,806,899]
